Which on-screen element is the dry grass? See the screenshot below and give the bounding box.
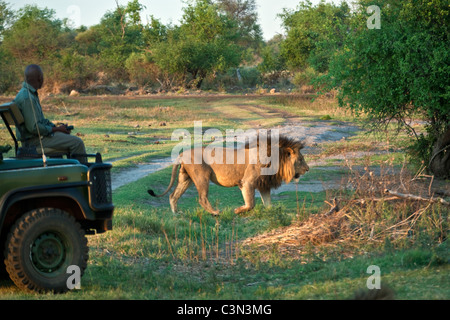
[243,159,449,261]
[242,210,351,260]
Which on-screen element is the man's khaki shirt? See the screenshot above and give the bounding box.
[13,82,55,141]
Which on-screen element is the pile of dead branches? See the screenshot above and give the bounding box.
[242,162,449,260]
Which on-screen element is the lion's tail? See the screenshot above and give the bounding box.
[147,162,180,198]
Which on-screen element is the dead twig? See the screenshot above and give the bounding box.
[324,197,339,216]
[383,204,430,236]
[384,189,450,207]
[351,196,400,205]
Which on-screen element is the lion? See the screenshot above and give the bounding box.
[148,135,309,215]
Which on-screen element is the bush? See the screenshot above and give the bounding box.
[0,48,20,94]
[239,67,261,88]
[52,51,100,92]
[292,67,318,87]
[206,66,262,91]
[125,52,161,88]
[292,67,319,93]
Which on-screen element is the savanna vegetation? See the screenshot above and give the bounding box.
[0,94,448,300]
[0,0,448,300]
[0,0,447,176]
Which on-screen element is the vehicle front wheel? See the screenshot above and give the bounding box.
[4,208,88,293]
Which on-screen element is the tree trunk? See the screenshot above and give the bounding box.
[430,126,450,178]
[190,69,206,89]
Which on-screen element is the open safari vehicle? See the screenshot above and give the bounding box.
[0,101,114,293]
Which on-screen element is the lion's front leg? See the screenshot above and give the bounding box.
[235,182,256,214]
[259,189,271,207]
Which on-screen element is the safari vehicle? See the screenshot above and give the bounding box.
[0,102,114,293]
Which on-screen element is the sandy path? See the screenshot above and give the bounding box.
[111,119,366,192]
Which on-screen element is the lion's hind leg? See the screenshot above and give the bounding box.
[169,167,192,213]
[192,176,220,216]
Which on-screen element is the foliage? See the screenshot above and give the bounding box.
[216,0,263,49]
[80,0,146,82]
[151,0,243,88]
[0,46,17,93]
[258,34,286,74]
[0,0,269,93]
[53,50,100,91]
[0,0,13,38]
[125,52,160,88]
[279,0,351,73]
[320,0,450,176]
[2,5,69,64]
[292,66,319,88]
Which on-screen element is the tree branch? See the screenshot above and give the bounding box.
[384,189,450,207]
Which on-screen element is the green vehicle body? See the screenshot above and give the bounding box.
[0,102,114,293]
[0,158,114,235]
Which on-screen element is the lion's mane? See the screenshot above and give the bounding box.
[253,136,305,192]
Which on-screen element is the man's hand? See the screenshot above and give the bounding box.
[52,125,71,134]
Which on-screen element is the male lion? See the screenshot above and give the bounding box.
[148,136,309,215]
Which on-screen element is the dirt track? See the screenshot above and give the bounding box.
[111,119,369,192]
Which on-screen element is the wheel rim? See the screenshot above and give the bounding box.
[30,232,68,274]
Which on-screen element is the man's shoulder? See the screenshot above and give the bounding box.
[13,86,30,105]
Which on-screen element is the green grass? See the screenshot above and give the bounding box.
[0,94,448,300]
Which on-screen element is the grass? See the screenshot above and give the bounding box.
[0,93,448,300]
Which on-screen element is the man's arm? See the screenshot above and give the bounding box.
[17,94,54,137]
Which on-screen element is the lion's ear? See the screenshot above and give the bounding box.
[286,147,294,157]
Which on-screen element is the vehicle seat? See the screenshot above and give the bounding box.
[0,102,68,158]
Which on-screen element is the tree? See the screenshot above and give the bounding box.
[258,34,286,74]
[150,0,242,89]
[2,5,68,65]
[0,1,16,92]
[0,0,13,40]
[279,0,351,73]
[125,51,161,88]
[0,5,76,91]
[323,0,450,178]
[257,34,288,86]
[215,0,263,49]
[74,0,146,82]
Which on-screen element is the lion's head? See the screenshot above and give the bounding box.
[256,136,309,192]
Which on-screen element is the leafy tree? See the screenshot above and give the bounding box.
[0,0,13,39]
[279,0,351,73]
[322,0,450,177]
[0,46,16,92]
[215,0,263,48]
[257,34,290,86]
[75,0,146,82]
[151,0,242,89]
[2,5,68,65]
[53,49,99,91]
[0,5,77,91]
[125,51,163,88]
[74,26,102,56]
[0,1,16,92]
[142,15,169,46]
[258,34,286,74]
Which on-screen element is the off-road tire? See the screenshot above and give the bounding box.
[4,208,89,293]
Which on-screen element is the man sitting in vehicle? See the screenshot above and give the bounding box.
[13,64,86,162]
